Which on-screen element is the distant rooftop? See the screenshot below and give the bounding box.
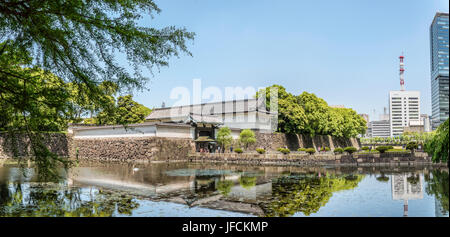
[146,98,272,121]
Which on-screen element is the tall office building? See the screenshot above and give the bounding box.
[421,114,432,132]
[430,12,449,130]
[368,120,390,138]
[389,91,421,137]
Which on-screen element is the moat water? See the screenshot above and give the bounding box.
[0,162,448,217]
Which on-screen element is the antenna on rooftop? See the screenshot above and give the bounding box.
[399,52,405,91]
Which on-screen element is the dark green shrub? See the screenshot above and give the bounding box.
[256,148,266,154]
[344,147,357,154]
[277,148,290,154]
[376,146,389,153]
[334,148,344,154]
[305,148,316,155]
[234,148,243,154]
[297,148,306,152]
[362,146,369,151]
[406,142,418,152]
[387,145,394,149]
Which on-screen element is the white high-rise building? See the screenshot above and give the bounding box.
[389,91,421,137]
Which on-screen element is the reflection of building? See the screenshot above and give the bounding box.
[391,173,424,216]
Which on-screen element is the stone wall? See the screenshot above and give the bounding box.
[247,132,361,151]
[72,137,195,162]
[0,133,70,159]
[0,131,360,161]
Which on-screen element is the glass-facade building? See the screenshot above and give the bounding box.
[430,12,449,130]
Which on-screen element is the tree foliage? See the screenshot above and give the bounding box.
[94,94,152,125]
[257,85,306,134]
[0,183,140,217]
[216,127,233,150]
[239,129,256,149]
[425,119,449,164]
[0,0,194,91]
[257,85,367,138]
[0,0,194,180]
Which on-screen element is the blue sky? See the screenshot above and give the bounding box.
[128,0,449,121]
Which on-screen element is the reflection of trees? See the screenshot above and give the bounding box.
[261,174,364,217]
[425,170,449,215]
[407,174,420,185]
[216,180,233,196]
[376,173,389,182]
[239,176,257,190]
[0,183,139,217]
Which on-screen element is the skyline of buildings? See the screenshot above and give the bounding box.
[430,12,449,130]
[367,12,447,138]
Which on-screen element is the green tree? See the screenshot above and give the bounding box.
[0,1,193,180]
[216,127,233,151]
[425,119,449,164]
[297,92,330,136]
[256,85,306,134]
[95,94,152,125]
[239,129,256,150]
[256,85,366,138]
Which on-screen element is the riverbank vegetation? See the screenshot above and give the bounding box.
[425,119,449,164]
[361,132,435,145]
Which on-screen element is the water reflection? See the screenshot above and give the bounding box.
[0,162,448,217]
[391,173,424,217]
[0,182,139,217]
[425,170,449,216]
[260,174,365,217]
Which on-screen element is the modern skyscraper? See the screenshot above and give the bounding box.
[430,12,449,130]
[389,91,421,137]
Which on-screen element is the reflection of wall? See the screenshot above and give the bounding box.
[391,174,423,200]
[69,166,196,196]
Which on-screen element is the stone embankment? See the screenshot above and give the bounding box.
[72,137,195,162]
